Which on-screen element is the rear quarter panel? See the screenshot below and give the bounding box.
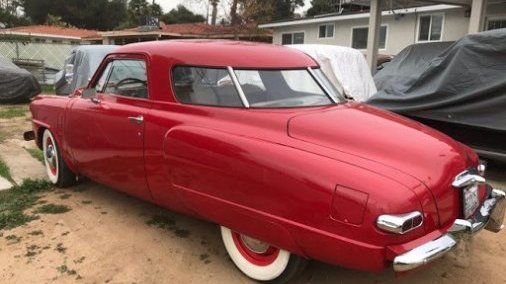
[30,95,76,172]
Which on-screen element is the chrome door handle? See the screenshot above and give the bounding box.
[90,97,101,104]
[128,115,144,124]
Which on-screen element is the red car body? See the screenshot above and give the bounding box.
[29,41,504,280]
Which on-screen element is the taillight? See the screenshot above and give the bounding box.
[376,211,423,234]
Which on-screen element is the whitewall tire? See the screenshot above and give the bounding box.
[220,226,307,283]
[42,129,76,187]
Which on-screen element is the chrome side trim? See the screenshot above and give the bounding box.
[393,235,456,272]
[227,66,250,108]
[377,211,423,234]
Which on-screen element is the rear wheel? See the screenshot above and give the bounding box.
[220,226,307,283]
[42,129,76,187]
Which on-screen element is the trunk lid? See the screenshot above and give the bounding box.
[288,103,470,225]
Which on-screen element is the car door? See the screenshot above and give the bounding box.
[66,57,153,201]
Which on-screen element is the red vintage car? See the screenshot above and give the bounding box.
[27,40,505,283]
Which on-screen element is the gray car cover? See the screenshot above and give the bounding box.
[368,28,506,131]
[55,45,117,95]
[0,56,41,103]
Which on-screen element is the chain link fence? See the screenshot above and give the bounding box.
[0,41,77,84]
[0,41,76,69]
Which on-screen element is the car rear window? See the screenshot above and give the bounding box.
[172,66,243,107]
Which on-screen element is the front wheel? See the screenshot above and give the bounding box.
[42,129,76,187]
[220,226,307,283]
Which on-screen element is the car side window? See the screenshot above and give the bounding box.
[172,66,243,107]
[97,59,148,99]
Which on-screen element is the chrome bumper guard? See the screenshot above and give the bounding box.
[393,188,505,272]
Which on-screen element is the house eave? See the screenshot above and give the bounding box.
[258,4,462,28]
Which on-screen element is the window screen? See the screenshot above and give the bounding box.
[418,14,443,41]
[351,26,387,49]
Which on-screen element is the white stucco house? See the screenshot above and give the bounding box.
[259,2,506,55]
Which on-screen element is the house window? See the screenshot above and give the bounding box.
[418,14,443,42]
[487,18,506,30]
[351,26,387,49]
[319,24,334,38]
[281,32,304,45]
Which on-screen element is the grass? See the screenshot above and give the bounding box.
[0,107,26,119]
[146,213,191,239]
[81,200,92,205]
[25,148,44,164]
[56,264,77,275]
[55,242,67,254]
[28,230,43,236]
[34,204,71,214]
[0,158,12,181]
[41,85,54,94]
[59,194,72,200]
[0,179,53,230]
[25,244,41,257]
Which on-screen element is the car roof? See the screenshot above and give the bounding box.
[114,40,318,68]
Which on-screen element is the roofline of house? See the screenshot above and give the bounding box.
[0,31,85,40]
[100,31,271,39]
[259,4,462,28]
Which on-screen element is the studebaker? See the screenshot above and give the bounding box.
[26,40,505,283]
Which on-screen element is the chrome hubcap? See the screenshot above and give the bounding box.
[46,145,56,168]
[240,235,270,254]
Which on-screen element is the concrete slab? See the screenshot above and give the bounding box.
[0,139,48,185]
[0,176,12,191]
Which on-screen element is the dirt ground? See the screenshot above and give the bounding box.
[0,104,505,284]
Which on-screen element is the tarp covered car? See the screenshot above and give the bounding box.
[288,44,377,102]
[0,56,41,103]
[55,45,117,95]
[369,29,506,161]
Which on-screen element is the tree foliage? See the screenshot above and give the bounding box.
[161,4,205,24]
[230,0,304,25]
[0,0,29,27]
[127,0,162,26]
[306,0,336,17]
[21,0,128,30]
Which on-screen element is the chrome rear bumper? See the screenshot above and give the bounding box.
[393,188,505,272]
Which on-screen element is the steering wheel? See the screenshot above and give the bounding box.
[116,78,147,90]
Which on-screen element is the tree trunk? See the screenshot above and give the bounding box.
[230,0,239,40]
[211,0,218,25]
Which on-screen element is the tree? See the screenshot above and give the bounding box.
[161,5,205,24]
[306,0,336,17]
[229,0,304,25]
[0,0,29,27]
[227,0,304,38]
[21,0,128,30]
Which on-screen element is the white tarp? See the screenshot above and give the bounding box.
[287,44,376,102]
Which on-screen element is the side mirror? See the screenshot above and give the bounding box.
[64,64,74,84]
[82,88,96,98]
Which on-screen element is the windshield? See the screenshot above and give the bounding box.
[234,69,342,108]
[171,66,344,108]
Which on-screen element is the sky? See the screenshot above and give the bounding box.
[155,0,311,20]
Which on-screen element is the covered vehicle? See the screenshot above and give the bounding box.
[369,29,506,161]
[27,40,505,283]
[0,55,41,103]
[288,44,377,102]
[54,45,117,95]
